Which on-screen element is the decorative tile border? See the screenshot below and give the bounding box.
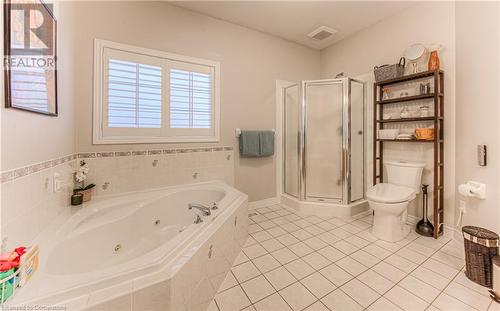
[1,146,233,184]
[114,151,131,157]
[0,154,77,184]
[97,152,114,158]
[77,146,233,159]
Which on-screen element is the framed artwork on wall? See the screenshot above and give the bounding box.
[4,0,58,116]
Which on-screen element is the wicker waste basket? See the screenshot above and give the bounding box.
[462,226,499,288]
[491,255,500,302]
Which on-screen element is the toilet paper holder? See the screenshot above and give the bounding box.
[458,181,486,199]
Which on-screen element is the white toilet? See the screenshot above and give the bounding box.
[366,160,425,242]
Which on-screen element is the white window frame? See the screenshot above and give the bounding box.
[93,39,220,144]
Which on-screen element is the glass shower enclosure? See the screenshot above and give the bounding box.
[283,78,365,205]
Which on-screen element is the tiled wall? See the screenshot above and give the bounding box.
[0,147,234,250]
[1,156,76,250]
[81,147,234,196]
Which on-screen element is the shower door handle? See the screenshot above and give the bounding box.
[297,132,301,154]
[341,147,350,203]
[341,149,347,181]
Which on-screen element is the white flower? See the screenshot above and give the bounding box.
[75,171,86,182]
[74,161,91,184]
[79,164,90,175]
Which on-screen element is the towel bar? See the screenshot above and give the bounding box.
[235,128,275,138]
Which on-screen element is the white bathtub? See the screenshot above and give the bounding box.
[10,181,248,310]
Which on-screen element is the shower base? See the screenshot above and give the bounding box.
[281,194,369,218]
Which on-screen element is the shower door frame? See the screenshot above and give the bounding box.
[282,78,365,205]
[282,83,300,198]
[300,79,343,203]
[347,78,366,203]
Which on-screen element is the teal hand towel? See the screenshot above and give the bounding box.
[239,131,261,157]
[259,131,275,157]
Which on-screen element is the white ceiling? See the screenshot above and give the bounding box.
[171,1,415,50]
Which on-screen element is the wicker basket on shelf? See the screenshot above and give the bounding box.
[374,57,406,82]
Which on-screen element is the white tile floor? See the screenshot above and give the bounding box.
[211,204,499,311]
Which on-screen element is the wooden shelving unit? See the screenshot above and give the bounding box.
[376,93,442,105]
[377,116,440,124]
[375,139,437,143]
[373,69,444,239]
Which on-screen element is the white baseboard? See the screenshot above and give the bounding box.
[353,209,373,219]
[407,215,456,239]
[248,197,280,210]
[443,224,460,240]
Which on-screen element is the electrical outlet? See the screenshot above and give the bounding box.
[53,172,63,193]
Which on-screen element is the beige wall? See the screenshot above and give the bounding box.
[455,1,500,233]
[1,3,76,171]
[1,2,78,248]
[320,2,456,225]
[66,1,320,201]
[5,1,499,231]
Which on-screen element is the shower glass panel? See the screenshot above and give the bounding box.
[282,78,365,206]
[283,84,300,198]
[304,81,344,202]
[350,80,365,201]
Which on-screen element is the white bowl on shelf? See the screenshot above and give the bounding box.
[378,129,400,140]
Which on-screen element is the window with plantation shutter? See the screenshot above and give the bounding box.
[107,59,162,128]
[93,39,220,144]
[170,69,211,129]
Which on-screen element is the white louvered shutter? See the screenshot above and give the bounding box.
[166,61,215,137]
[169,69,211,129]
[107,59,162,128]
[96,41,219,143]
[102,48,165,138]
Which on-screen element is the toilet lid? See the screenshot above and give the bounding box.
[366,183,416,203]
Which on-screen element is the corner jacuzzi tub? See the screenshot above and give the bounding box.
[10,181,248,311]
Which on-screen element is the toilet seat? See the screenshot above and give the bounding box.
[366,183,416,203]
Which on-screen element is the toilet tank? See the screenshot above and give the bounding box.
[384,160,426,193]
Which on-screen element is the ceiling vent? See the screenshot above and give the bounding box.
[307,26,337,41]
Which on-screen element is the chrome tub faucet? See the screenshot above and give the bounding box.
[188,203,212,216]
